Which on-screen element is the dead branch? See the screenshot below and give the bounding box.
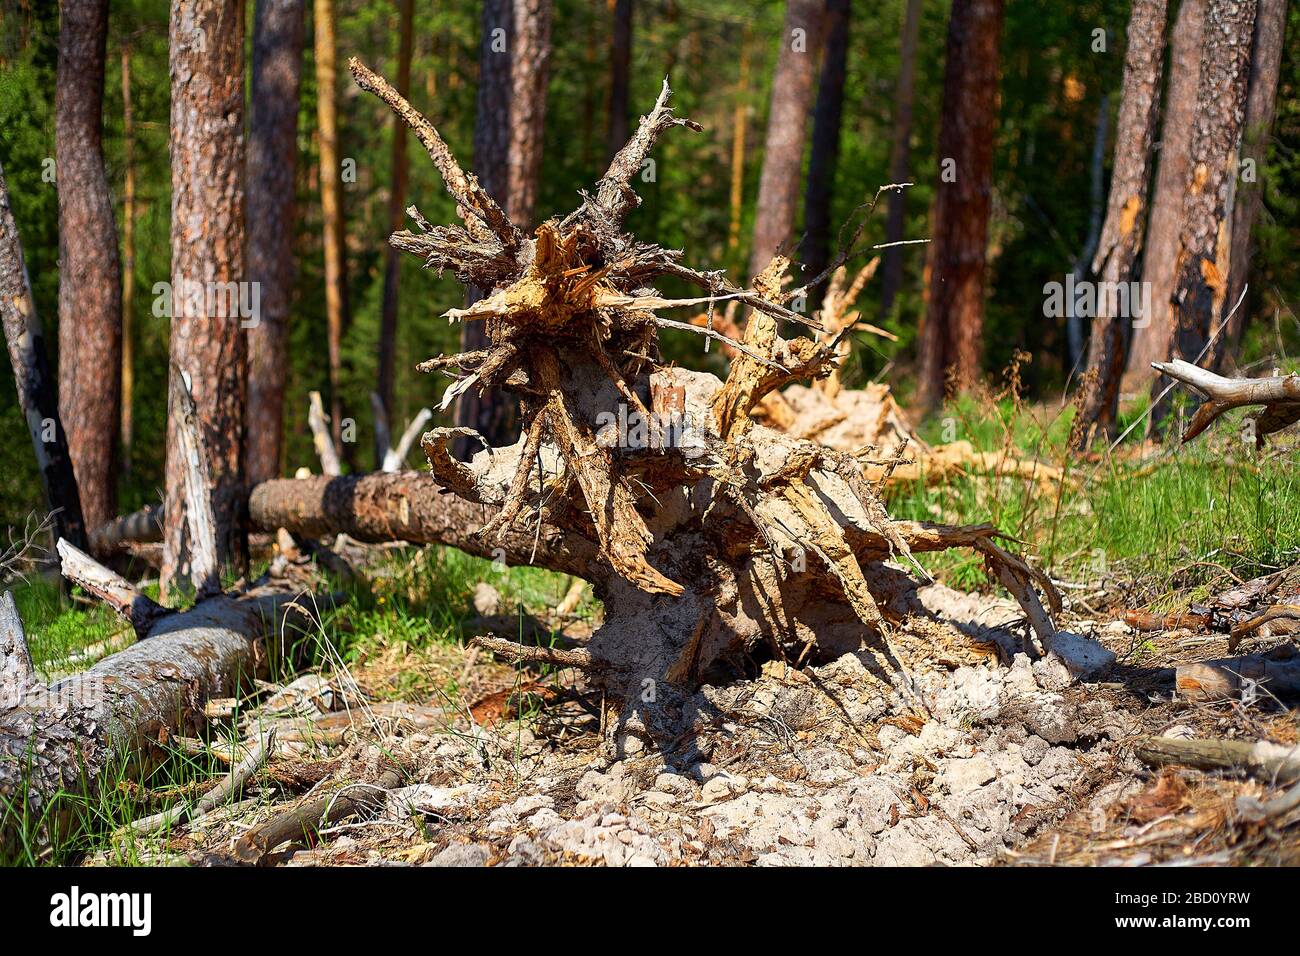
[308,390,343,477]
[1151,359,1300,445]
[56,539,166,637]
[1135,736,1300,783]
[469,634,608,671]
[0,592,35,709]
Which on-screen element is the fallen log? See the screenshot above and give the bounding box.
[1175,652,1300,702]
[0,573,329,845]
[1136,736,1300,784]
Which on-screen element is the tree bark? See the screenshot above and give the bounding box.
[879,0,923,319]
[313,0,351,454]
[0,578,325,848]
[56,0,121,533]
[1167,0,1257,375]
[1224,0,1288,352]
[604,0,633,167]
[0,161,87,550]
[163,0,249,598]
[915,0,1004,409]
[120,44,136,482]
[454,0,554,457]
[746,0,826,284]
[246,0,306,487]
[1075,0,1168,445]
[375,0,415,464]
[1127,0,1205,389]
[799,0,850,311]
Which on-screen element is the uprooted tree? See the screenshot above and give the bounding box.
[288,59,1070,741]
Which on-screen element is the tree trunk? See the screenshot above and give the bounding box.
[313,0,350,454]
[726,28,751,253]
[120,44,136,482]
[1075,0,1168,445]
[246,0,305,487]
[799,0,850,311]
[0,571,326,849]
[915,0,1004,409]
[56,0,121,533]
[604,0,633,167]
[163,0,248,599]
[375,0,415,464]
[746,0,826,284]
[879,0,923,319]
[1224,0,1288,353]
[453,0,554,457]
[1167,0,1257,374]
[0,162,87,550]
[1066,95,1111,371]
[1127,0,1205,389]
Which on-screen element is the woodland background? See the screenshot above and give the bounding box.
[1,0,1297,531]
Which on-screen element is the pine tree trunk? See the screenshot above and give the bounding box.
[313,0,350,453]
[376,0,415,462]
[0,162,87,551]
[56,0,121,533]
[1076,0,1168,445]
[1167,0,1256,375]
[915,0,1004,409]
[879,0,923,319]
[799,0,850,310]
[246,0,305,487]
[163,0,248,599]
[746,0,826,284]
[604,0,633,167]
[120,44,136,482]
[1127,0,1204,389]
[454,0,553,457]
[1224,0,1288,353]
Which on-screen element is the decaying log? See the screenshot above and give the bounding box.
[1176,652,1300,701]
[1152,359,1300,446]
[0,577,330,843]
[88,504,163,555]
[1136,736,1300,783]
[0,592,35,710]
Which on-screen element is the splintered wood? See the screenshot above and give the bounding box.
[350,58,1063,686]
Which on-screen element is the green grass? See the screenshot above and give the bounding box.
[891,392,1300,600]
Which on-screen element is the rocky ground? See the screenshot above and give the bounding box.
[98,572,1300,868]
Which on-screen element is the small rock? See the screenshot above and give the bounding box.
[1046,631,1116,679]
[700,772,748,804]
[473,581,502,616]
[941,753,997,794]
[424,843,492,867]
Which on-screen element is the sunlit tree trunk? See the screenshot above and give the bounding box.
[1128,0,1204,389]
[1075,0,1168,446]
[746,0,825,284]
[1224,0,1287,353]
[56,0,121,532]
[915,0,1004,409]
[1167,0,1256,375]
[163,0,248,599]
[120,43,136,482]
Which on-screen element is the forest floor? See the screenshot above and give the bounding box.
[5,398,1300,866]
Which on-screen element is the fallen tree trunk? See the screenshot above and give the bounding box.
[0,577,327,845]
[1176,653,1300,702]
[1136,736,1300,783]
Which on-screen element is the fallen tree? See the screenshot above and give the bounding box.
[0,380,333,851]
[334,57,1067,734]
